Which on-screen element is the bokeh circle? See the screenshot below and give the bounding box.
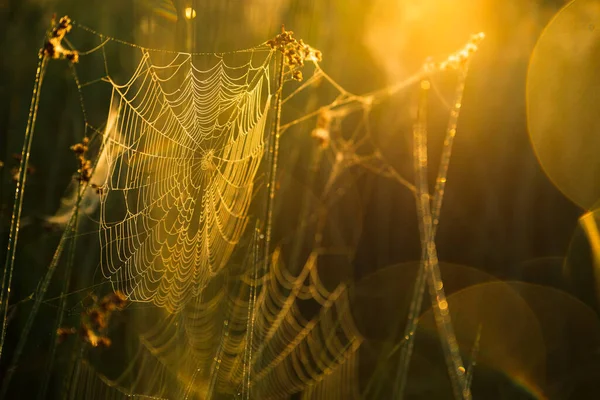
[527,0,600,210]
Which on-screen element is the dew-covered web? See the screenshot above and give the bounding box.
[99,48,272,312]
[0,15,487,400]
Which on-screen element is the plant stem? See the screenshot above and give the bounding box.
[37,179,83,400]
[395,63,471,400]
[287,145,324,275]
[397,79,469,400]
[0,128,105,397]
[253,47,285,399]
[0,55,48,362]
[262,51,285,274]
[464,324,482,397]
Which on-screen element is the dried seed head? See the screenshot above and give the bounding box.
[267,27,322,83]
[41,15,79,63]
[428,32,485,72]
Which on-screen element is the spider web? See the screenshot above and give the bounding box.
[0,16,487,400]
[54,29,372,399]
[99,49,272,312]
[40,25,365,399]
[67,247,363,400]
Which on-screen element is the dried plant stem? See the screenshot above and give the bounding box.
[262,51,285,273]
[399,79,469,400]
[0,181,86,399]
[465,324,482,397]
[288,145,324,275]
[37,180,83,400]
[239,224,261,400]
[395,62,471,400]
[0,55,48,363]
[249,225,262,397]
[0,125,105,397]
[253,49,285,398]
[0,219,72,396]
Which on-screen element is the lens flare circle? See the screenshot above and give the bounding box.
[527,0,600,210]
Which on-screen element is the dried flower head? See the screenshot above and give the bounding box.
[60,291,128,349]
[81,326,111,348]
[99,290,128,311]
[267,25,322,82]
[40,15,79,63]
[88,308,107,330]
[426,32,485,72]
[71,138,93,183]
[70,138,88,156]
[78,159,92,183]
